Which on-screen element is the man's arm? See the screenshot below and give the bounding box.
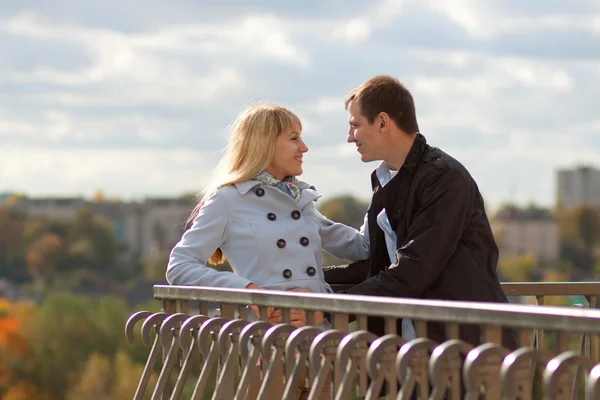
[345,167,474,298]
[323,259,370,285]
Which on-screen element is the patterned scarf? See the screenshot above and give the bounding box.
[255,170,301,202]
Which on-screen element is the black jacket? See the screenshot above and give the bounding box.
[324,134,516,349]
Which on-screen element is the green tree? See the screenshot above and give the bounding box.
[142,251,170,281]
[497,253,536,282]
[109,352,157,400]
[26,233,65,299]
[318,195,369,229]
[66,353,113,400]
[20,293,128,399]
[318,195,369,266]
[0,207,28,283]
[67,208,119,273]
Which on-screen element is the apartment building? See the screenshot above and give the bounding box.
[557,165,600,209]
[8,195,196,263]
[492,206,559,263]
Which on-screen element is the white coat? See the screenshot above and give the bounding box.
[166,179,370,294]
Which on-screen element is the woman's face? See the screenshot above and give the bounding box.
[266,126,308,180]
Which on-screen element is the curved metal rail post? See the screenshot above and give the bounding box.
[500,347,543,400]
[190,317,229,400]
[334,330,378,400]
[543,351,595,400]
[462,343,510,400]
[257,323,296,399]
[307,329,346,400]
[151,313,189,400]
[282,326,323,400]
[170,315,210,400]
[234,321,272,400]
[428,339,473,400]
[396,338,436,400]
[364,334,406,400]
[134,312,168,400]
[212,319,248,400]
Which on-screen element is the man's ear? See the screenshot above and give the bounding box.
[378,112,390,131]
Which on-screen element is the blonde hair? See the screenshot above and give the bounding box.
[188,103,302,264]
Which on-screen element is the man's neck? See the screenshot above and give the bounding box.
[384,132,417,170]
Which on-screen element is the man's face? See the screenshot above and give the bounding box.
[347,101,383,163]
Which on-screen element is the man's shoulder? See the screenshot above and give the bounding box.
[416,146,474,186]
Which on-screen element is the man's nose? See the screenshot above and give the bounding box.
[347,131,356,143]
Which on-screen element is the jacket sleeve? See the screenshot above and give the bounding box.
[165,190,253,289]
[321,212,370,285]
[316,209,370,261]
[345,167,473,298]
[322,259,370,285]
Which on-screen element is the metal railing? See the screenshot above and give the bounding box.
[125,282,600,399]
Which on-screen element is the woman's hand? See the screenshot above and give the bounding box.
[245,283,275,321]
[279,287,325,326]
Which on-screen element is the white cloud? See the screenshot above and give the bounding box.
[425,0,600,39]
[0,147,216,199]
[328,0,406,44]
[1,0,599,213]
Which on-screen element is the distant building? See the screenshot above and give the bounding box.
[13,197,86,220]
[557,165,600,209]
[10,195,196,263]
[139,197,195,259]
[492,206,559,263]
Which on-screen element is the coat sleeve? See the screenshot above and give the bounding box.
[322,212,370,285]
[345,167,473,298]
[316,208,370,261]
[165,190,253,289]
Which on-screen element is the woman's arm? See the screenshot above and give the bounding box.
[316,209,370,261]
[166,190,253,289]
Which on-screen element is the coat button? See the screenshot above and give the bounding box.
[306,266,316,276]
[267,213,276,221]
[291,210,301,220]
[300,237,310,246]
[255,188,265,197]
[277,239,286,248]
[282,269,292,279]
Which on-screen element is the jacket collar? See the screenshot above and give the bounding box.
[401,133,427,174]
[371,133,427,191]
[233,180,262,195]
[232,179,321,207]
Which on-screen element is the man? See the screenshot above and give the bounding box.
[323,75,516,349]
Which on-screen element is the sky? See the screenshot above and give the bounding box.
[1,0,599,211]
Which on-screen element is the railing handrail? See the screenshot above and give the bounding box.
[154,284,600,333]
[501,282,600,296]
[329,282,600,296]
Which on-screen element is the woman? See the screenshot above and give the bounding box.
[166,104,369,327]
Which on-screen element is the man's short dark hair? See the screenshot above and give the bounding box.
[345,75,419,133]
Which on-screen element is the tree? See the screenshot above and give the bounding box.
[497,253,536,282]
[109,352,157,400]
[0,299,37,399]
[67,208,119,273]
[317,195,369,266]
[318,195,369,229]
[19,293,128,399]
[26,233,65,299]
[66,353,113,400]
[555,206,600,276]
[576,206,600,252]
[142,251,170,281]
[0,207,29,283]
